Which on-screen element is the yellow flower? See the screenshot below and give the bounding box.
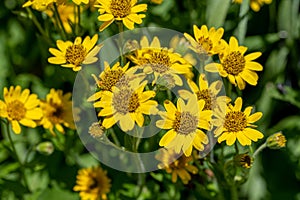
[155,148,198,184]
[73,166,111,200]
[22,0,55,11]
[94,80,158,131]
[72,0,89,5]
[234,153,253,169]
[213,97,264,146]
[233,0,272,12]
[48,34,103,71]
[205,37,263,90]
[156,97,212,156]
[184,25,226,58]
[150,0,163,4]
[0,86,43,134]
[128,36,194,86]
[87,61,139,102]
[95,0,147,31]
[44,3,76,33]
[179,73,230,111]
[40,89,76,135]
[266,132,287,149]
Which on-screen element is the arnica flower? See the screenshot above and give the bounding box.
[40,89,76,135]
[128,36,194,86]
[94,80,158,131]
[95,0,148,31]
[72,0,89,5]
[44,3,75,33]
[151,0,163,4]
[184,25,226,58]
[22,0,55,11]
[266,132,287,149]
[205,37,263,90]
[213,97,264,146]
[156,97,212,156]
[178,73,230,111]
[0,86,43,134]
[155,148,198,184]
[73,166,111,200]
[87,61,139,102]
[233,0,272,12]
[48,34,102,71]
[234,153,253,169]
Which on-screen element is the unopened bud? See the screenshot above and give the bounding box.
[89,122,105,138]
[266,132,287,149]
[36,141,54,156]
[234,154,253,169]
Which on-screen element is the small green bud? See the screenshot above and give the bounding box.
[36,141,54,156]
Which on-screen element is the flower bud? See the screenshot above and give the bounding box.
[234,153,253,169]
[36,141,54,156]
[89,122,105,138]
[266,132,287,149]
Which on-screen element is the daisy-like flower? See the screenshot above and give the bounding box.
[94,80,158,131]
[95,0,147,31]
[87,61,140,102]
[73,166,111,200]
[233,0,272,12]
[205,37,263,90]
[48,34,103,71]
[155,148,198,184]
[39,89,76,135]
[22,0,55,11]
[0,86,43,134]
[179,73,229,111]
[184,25,226,58]
[213,97,264,146]
[266,132,287,149]
[156,97,212,156]
[128,36,194,86]
[72,0,88,5]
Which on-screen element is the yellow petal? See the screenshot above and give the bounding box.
[236,131,251,146]
[19,118,36,128]
[226,133,236,146]
[244,128,264,141]
[26,108,43,120]
[159,129,176,146]
[244,52,262,61]
[102,116,116,129]
[11,120,21,134]
[247,112,263,123]
[233,97,242,111]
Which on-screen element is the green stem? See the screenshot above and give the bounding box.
[230,184,239,200]
[53,4,67,40]
[234,142,239,154]
[117,22,125,65]
[5,122,30,191]
[25,8,49,41]
[109,128,120,147]
[253,143,267,158]
[76,5,81,35]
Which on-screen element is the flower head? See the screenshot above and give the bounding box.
[40,89,76,135]
[0,86,43,134]
[233,0,272,12]
[184,25,226,58]
[156,97,212,156]
[213,97,264,146]
[48,34,102,71]
[73,166,111,200]
[95,0,147,31]
[128,36,194,86]
[266,132,287,149]
[72,0,88,5]
[205,37,263,90]
[94,80,158,131]
[23,0,55,11]
[155,148,198,184]
[234,153,253,169]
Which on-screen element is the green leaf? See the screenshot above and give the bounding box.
[269,115,300,133]
[206,0,230,27]
[36,187,79,200]
[0,163,19,178]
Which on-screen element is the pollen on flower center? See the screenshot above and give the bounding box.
[47,103,64,124]
[147,51,171,74]
[65,44,86,66]
[196,89,216,110]
[7,100,26,121]
[100,69,126,91]
[112,89,140,114]
[173,111,198,135]
[223,51,245,75]
[110,0,131,18]
[197,37,213,53]
[224,111,247,132]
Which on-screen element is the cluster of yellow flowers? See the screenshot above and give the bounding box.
[5,0,283,199]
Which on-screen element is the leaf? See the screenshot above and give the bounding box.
[206,0,230,27]
[0,163,19,178]
[269,115,300,133]
[36,187,79,200]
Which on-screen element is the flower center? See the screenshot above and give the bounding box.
[146,50,171,74]
[197,37,213,54]
[224,111,247,132]
[65,44,86,66]
[110,0,131,18]
[240,154,252,168]
[99,69,126,91]
[173,111,198,135]
[112,89,140,114]
[222,51,245,75]
[47,102,64,124]
[196,89,216,110]
[7,100,26,121]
